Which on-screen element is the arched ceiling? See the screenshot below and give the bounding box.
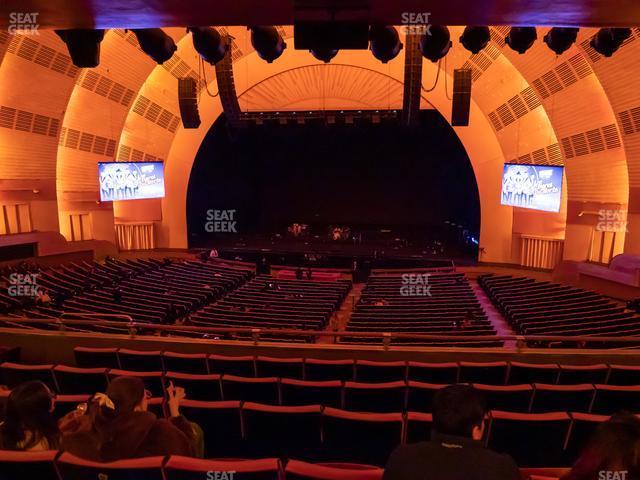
[0,24,639,258]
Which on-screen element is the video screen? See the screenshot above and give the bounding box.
[98,162,165,201]
[501,163,563,212]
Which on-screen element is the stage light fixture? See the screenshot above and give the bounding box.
[250,26,287,63]
[55,29,105,67]
[369,25,403,63]
[543,27,579,55]
[590,28,632,57]
[419,25,452,62]
[131,28,177,64]
[505,27,537,54]
[310,47,339,63]
[459,26,490,54]
[188,27,229,65]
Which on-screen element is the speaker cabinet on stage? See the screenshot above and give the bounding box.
[178,77,201,129]
[451,69,472,126]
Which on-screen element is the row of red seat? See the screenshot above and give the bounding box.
[345,273,499,346]
[3,258,253,330]
[0,450,570,480]
[2,362,639,415]
[479,274,640,346]
[0,451,384,480]
[72,347,640,385]
[190,274,351,333]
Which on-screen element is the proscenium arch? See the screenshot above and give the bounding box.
[162,46,512,262]
[1,26,632,266]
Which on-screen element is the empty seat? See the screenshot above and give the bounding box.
[0,362,56,390]
[56,452,165,480]
[343,381,406,413]
[164,372,222,401]
[164,456,280,480]
[53,365,108,395]
[530,384,595,413]
[473,384,533,412]
[280,378,342,408]
[406,381,447,413]
[487,411,571,467]
[162,352,208,374]
[406,361,458,384]
[405,411,433,444]
[320,408,403,467]
[285,459,383,480]
[221,375,280,404]
[243,402,322,460]
[507,362,559,385]
[458,361,508,385]
[354,360,406,383]
[179,400,243,458]
[607,364,640,386]
[0,450,58,480]
[557,364,609,385]
[565,412,610,462]
[117,349,163,371]
[304,358,354,381]
[255,357,304,379]
[208,354,255,377]
[592,385,640,415]
[74,346,120,369]
[107,369,164,397]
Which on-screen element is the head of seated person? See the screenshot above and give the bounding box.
[0,380,58,451]
[432,384,487,442]
[564,412,640,480]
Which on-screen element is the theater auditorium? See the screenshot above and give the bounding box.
[0,0,639,479]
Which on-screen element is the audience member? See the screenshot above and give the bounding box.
[562,413,640,480]
[383,385,519,480]
[0,381,59,451]
[61,376,197,461]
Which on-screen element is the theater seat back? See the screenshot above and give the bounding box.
[0,450,59,480]
[56,453,165,480]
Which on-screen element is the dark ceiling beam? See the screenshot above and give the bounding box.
[1,0,639,30]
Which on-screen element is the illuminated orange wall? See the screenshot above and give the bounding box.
[0,26,639,266]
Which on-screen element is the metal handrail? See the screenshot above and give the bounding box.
[2,316,640,346]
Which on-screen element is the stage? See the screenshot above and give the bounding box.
[195,233,477,271]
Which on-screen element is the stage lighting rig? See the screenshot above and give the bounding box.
[55,29,105,67]
[459,26,490,54]
[310,48,339,63]
[419,25,452,62]
[369,25,403,63]
[590,28,632,57]
[505,27,537,54]
[543,27,579,55]
[250,26,287,63]
[188,27,229,65]
[131,28,177,64]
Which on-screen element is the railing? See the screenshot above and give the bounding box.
[1,316,640,351]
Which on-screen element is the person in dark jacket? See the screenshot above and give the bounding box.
[61,376,196,461]
[562,412,640,480]
[383,384,519,480]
